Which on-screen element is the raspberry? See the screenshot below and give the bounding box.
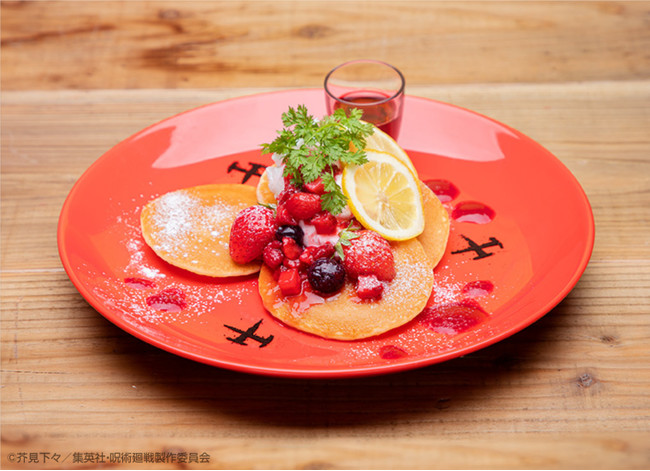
[278,268,302,296]
[343,230,396,281]
[262,241,284,269]
[307,258,346,294]
[356,274,384,300]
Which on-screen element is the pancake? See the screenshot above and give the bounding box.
[258,238,434,340]
[256,168,450,269]
[417,182,451,269]
[141,184,260,277]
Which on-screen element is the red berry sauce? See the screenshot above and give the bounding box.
[451,201,495,224]
[424,179,460,203]
[379,345,409,360]
[146,287,187,312]
[461,280,494,298]
[124,277,157,290]
[419,299,488,335]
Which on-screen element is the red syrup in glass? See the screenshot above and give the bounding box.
[333,91,402,138]
[452,201,495,224]
[419,299,489,335]
[424,179,460,203]
[124,277,157,290]
[146,287,187,312]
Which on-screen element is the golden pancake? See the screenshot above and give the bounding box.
[141,184,260,277]
[256,168,450,269]
[417,182,451,269]
[258,238,434,340]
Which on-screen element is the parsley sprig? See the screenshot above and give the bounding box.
[334,222,361,260]
[261,105,373,215]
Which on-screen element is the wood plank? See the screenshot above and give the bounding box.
[2,1,649,90]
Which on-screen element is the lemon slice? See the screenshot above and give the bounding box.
[342,150,425,240]
[362,123,418,177]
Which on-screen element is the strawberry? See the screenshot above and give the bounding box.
[298,242,336,267]
[229,206,277,264]
[356,274,384,300]
[275,202,297,226]
[342,230,396,281]
[309,211,338,235]
[278,267,302,296]
[303,177,325,195]
[282,237,302,260]
[285,192,322,221]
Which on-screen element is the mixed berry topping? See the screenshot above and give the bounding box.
[229,200,396,301]
[276,224,304,246]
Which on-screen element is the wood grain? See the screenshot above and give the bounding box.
[2,82,649,469]
[1,0,650,469]
[1,1,649,90]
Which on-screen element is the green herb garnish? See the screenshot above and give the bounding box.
[261,105,373,215]
[334,222,361,260]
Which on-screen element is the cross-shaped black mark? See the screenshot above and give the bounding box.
[227,161,266,183]
[451,234,504,260]
[224,319,274,347]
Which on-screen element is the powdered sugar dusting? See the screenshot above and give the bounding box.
[149,191,231,255]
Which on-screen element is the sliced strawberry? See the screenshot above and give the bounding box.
[277,183,298,204]
[285,192,322,221]
[342,230,396,281]
[309,211,338,235]
[356,274,384,300]
[278,268,302,296]
[303,177,325,195]
[275,203,297,226]
[312,242,336,260]
[282,236,302,260]
[229,206,277,264]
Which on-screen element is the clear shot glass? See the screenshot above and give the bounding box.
[324,60,405,139]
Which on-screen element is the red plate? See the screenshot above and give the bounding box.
[58,89,594,378]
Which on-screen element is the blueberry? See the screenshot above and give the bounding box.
[307,257,345,294]
[276,225,304,246]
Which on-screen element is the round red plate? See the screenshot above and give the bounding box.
[57,89,594,378]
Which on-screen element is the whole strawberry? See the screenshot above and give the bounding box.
[343,230,396,281]
[229,206,277,264]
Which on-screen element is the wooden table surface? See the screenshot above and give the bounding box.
[2,1,649,469]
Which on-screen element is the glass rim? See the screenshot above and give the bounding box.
[324,59,405,107]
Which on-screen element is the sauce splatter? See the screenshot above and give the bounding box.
[124,277,157,290]
[452,201,495,224]
[461,280,494,298]
[146,287,187,312]
[424,179,460,202]
[379,345,409,360]
[419,299,488,335]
